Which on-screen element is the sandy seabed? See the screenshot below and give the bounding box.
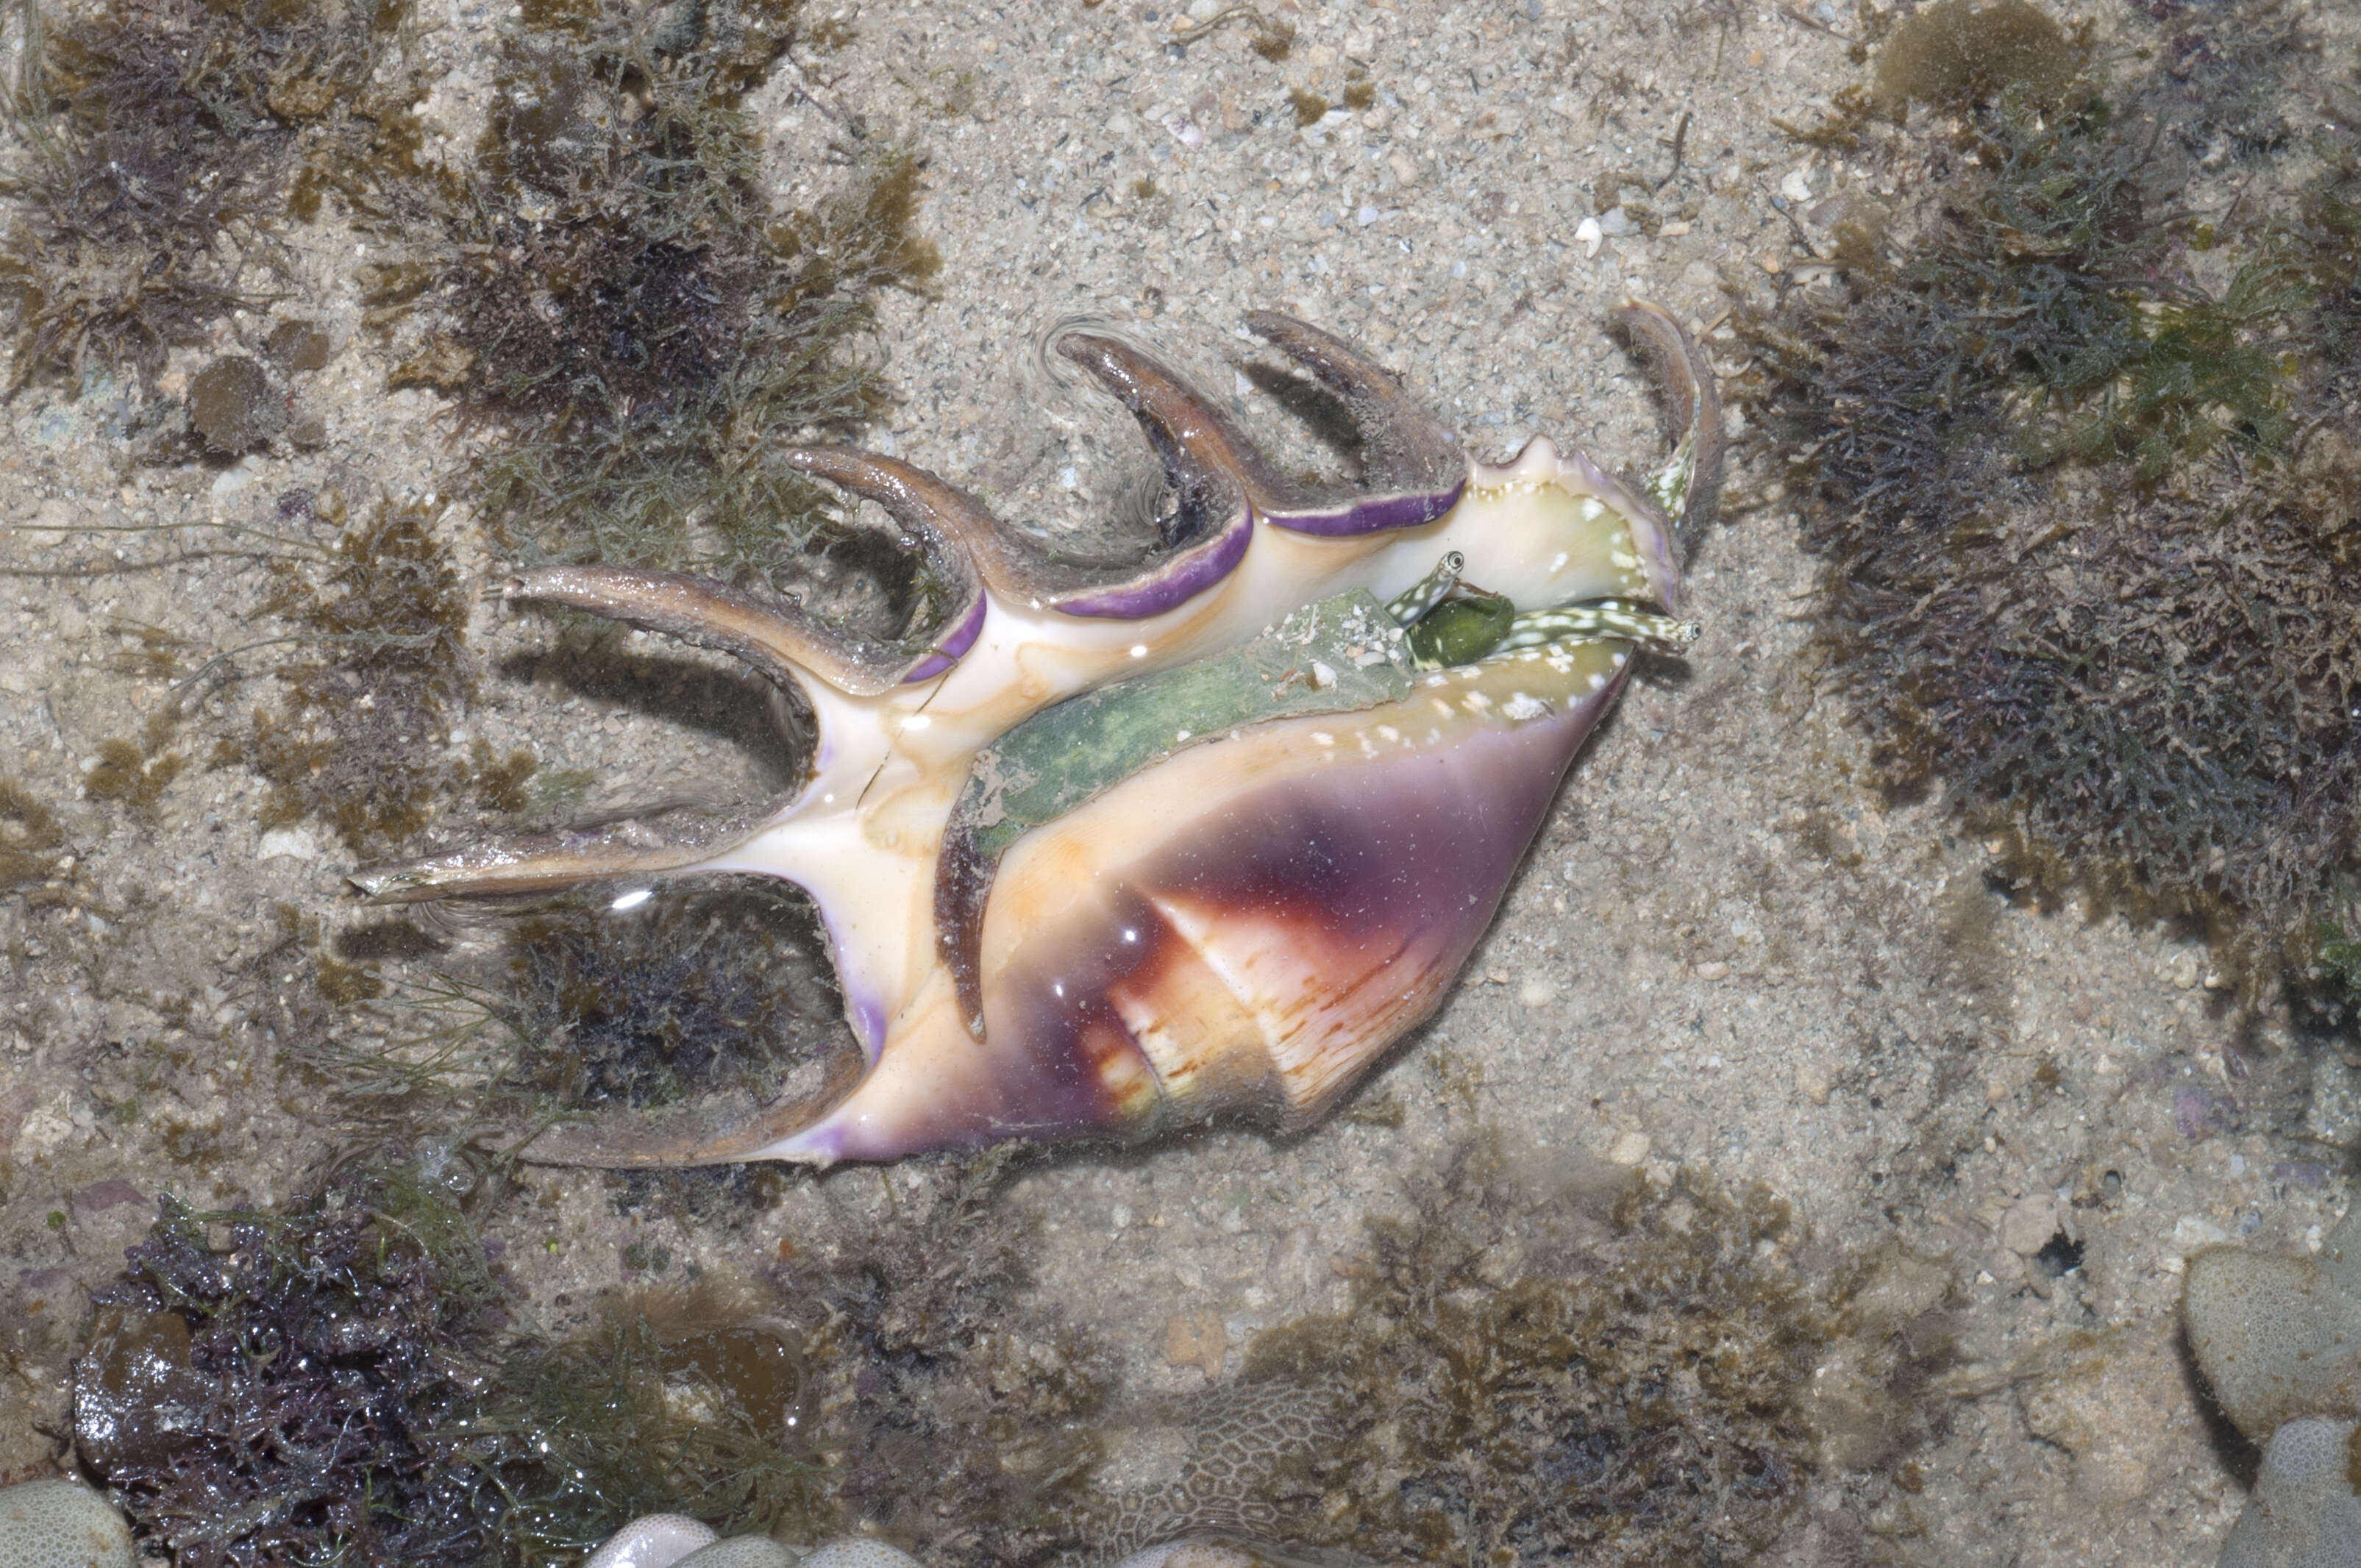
[4,0,2359,1562]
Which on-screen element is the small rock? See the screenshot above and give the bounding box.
[2002,1197,2057,1257]
[1692,960,1729,981]
[257,825,327,861]
[1517,975,1556,1008]
[2175,1215,2232,1251]
[1164,1312,1225,1378]
[70,1180,146,1216]
[1608,1130,1652,1166]
[188,356,283,455]
[264,320,334,373]
[2184,1243,2361,1439]
[1794,1062,1831,1105]
[0,1479,136,1568]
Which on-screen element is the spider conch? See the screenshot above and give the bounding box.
[355,303,1722,1165]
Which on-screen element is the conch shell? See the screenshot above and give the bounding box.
[355,304,1722,1165]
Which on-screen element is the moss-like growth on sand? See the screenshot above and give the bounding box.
[0,0,410,388]
[210,488,534,855]
[493,1280,831,1553]
[1871,0,2086,115]
[0,777,65,889]
[1742,2,2361,965]
[388,0,936,590]
[1230,1148,1834,1567]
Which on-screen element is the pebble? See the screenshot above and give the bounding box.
[1794,1062,1831,1106]
[585,1515,717,1568]
[801,1544,922,1568]
[1105,1544,1274,1568]
[1608,1130,1652,1166]
[676,1540,800,1568]
[2002,1197,2057,1257]
[0,1480,136,1568]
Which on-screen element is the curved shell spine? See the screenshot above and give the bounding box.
[355,303,1723,1166]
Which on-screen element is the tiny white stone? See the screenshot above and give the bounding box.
[1575,215,1603,257]
[1311,660,1338,688]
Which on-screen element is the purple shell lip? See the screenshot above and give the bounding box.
[1050,507,1254,620]
[1262,480,1467,538]
[900,593,988,683]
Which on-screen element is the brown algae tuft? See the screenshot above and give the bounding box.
[1226,1146,1844,1568]
[0,777,66,890]
[0,0,411,390]
[386,0,939,590]
[1742,3,2361,970]
[1871,0,2086,115]
[209,489,533,856]
[187,355,285,455]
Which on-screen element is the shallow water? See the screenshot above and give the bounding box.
[3,0,2358,1563]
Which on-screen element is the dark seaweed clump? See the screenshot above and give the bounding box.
[1744,7,2361,966]
[73,1169,521,1568]
[783,1151,1113,1564]
[0,0,409,389]
[266,879,839,1155]
[209,488,535,855]
[499,878,841,1110]
[73,1164,833,1565]
[390,0,938,590]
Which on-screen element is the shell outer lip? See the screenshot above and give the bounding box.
[900,593,988,683]
[1050,506,1254,619]
[1260,480,1467,538]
